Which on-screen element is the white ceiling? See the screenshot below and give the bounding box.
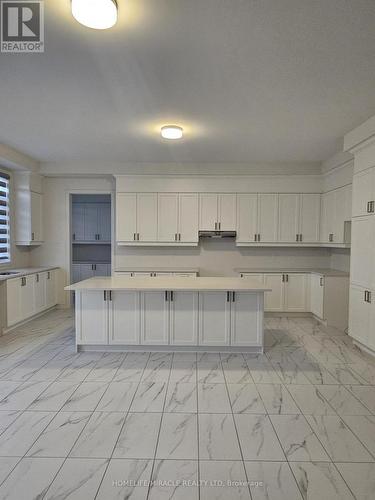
[1,0,375,164]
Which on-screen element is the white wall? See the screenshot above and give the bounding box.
[29,176,114,303]
[330,249,351,272]
[115,239,331,275]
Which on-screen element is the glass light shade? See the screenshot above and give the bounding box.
[161,125,183,140]
[72,0,118,30]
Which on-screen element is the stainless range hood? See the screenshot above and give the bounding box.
[199,230,236,239]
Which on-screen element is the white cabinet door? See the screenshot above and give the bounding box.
[72,203,85,241]
[158,193,179,242]
[218,194,236,230]
[236,194,258,243]
[170,291,199,345]
[46,270,57,308]
[116,193,137,242]
[141,291,169,344]
[258,194,278,242]
[84,203,98,241]
[264,274,284,311]
[35,273,47,312]
[31,192,43,243]
[199,194,218,230]
[349,285,370,346]
[199,292,230,345]
[97,203,111,242]
[109,291,140,344]
[6,278,22,326]
[320,191,335,243]
[78,291,108,345]
[278,194,299,243]
[300,194,320,243]
[179,194,199,243]
[352,168,375,218]
[284,274,308,312]
[310,274,324,319]
[350,216,375,289]
[137,194,158,242]
[20,275,35,319]
[231,292,262,346]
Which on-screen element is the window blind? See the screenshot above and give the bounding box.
[0,173,10,262]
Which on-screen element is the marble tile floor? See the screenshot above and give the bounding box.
[0,311,374,498]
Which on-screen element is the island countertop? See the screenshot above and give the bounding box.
[66,276,271,292]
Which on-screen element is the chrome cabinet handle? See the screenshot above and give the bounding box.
[226,291,230,302]
[178,233,181,241]
[320,277,323,286]
[133,233,136,241]
[254,234,257,242]
[296,234,299,242]
[31,232,34,241]
[175,233,177,241]
[232,291,235,302]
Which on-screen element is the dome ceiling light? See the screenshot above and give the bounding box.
[71,0,118,30]
[161,125,183,140]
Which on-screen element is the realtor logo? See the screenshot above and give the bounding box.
[1,1,44,52]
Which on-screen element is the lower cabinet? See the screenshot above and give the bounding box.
[78,290,109,345]
[310,274,324,319]
[199,292,231,346]
[170,291,199,345]
[349,285,375,350]
[110,291,140,345]
[231,292,263,346]
[284,274,309,312]
[76,289,264,347]
[141,292,170,345]
[6,269,59,328]
[264,274,285,312]
[243,273,309,312]
[34,272,47,313]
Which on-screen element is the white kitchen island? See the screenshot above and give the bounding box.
[66,277,270,353]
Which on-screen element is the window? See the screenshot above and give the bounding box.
[0,173,10,263]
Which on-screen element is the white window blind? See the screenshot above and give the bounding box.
[0,173,10,262]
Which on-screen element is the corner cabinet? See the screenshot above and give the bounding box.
[75,289,264,350]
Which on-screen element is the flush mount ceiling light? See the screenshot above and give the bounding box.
[161,125,183,140]
[71,0,118,30]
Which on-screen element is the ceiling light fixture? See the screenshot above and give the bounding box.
[161,125,183,140]
[71,0,118,30]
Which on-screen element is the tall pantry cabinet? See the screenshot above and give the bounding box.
[346,134,375,354]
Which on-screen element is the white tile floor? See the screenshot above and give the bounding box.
[0,311,374,499]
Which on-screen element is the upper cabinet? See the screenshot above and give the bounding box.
[320,185,352,244]
[236,193,278,243]
[117,193,198,245]
[278,194,320,243]
[72,202,111,243]
[352,167,375,218]
[158,193,199,243]
[115,186,349,248]
[15,173,43,246]
[199,193,236,231]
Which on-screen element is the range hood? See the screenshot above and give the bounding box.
[199,230,236,239]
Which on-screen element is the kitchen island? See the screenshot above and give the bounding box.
[66,277,270,353]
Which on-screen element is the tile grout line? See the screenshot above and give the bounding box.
[92,351,153,500]
[146,352,174,500]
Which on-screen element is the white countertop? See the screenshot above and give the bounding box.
[235,268,349,277]
[0,266,59,281]
[66,276,271,292]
